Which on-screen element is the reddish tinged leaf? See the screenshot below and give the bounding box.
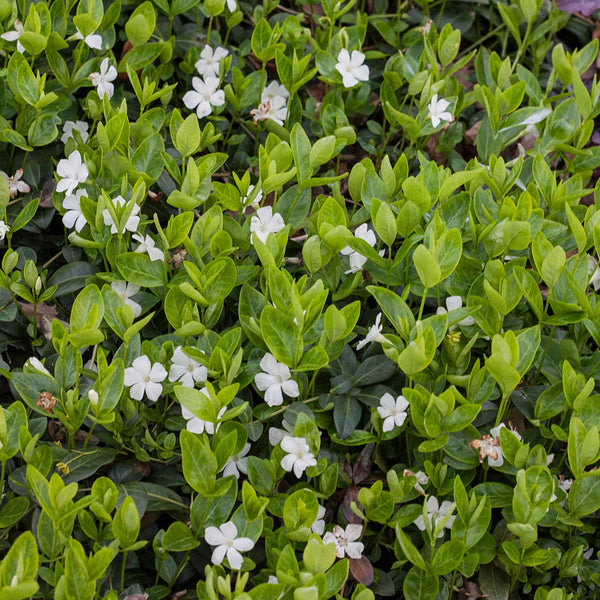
[342,485,363,524]
[556,0,600,15]
[353,443,374,484]
[458,581,485,600]
[39,179,56,208]
[348,555,374,586]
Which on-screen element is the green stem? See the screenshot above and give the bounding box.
[418,288,428,321]
[121,550,128,591]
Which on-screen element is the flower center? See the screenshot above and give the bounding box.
[187,364,195,372]
[226,539,234,548]
[143,375,151,383]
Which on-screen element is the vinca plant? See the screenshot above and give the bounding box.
[0,0,600,598]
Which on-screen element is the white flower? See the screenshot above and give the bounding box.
[403,469,429,495]
[183,76,225,118]
[428,94,452,128]
[133,233,164,261]
[341,224,375,252]
[413,496,456,538]
[356,312,386,351]
[205,521,254,570]
[24,357,52,376]
[195,45,228,78]
[62,189,89,232]
[168,347,207,388]
[61,120,90,145]
[249,206,286,245]
[340,223,379,274]
[588,255,600,291]
[436,296,475,327]
[111,280,142,318]
[242,184,263,210]
[268,420,295,446]
[181,403,226,435]
[74,27,102,50]
[222,443,251,478]
[377,393,409,432]
[558,477,573,493]
[124,355,167,402]
[261,81,289,104]
[322,524,364,559]
[470,423,522,468]
[335,49,369,88]
[1,169,30,198]
[0,221,9,241]
[102,195,140,234]
[90,58,117,100]
[311,505,326,535]
[226,0,236,10]
[280,436,317,478]
[56,150,88,195]
[88,389,99,407]
[1,20,25,53]
[254,353,299,407]
[251,97,288,126]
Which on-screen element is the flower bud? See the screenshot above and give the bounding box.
[88,389,99,408]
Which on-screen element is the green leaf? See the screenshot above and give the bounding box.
[163,521,200,551]
[115,252,167,287]
[333,396,361,440]
[180,430,217,495]
[403,566,438,600]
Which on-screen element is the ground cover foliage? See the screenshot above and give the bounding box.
[1,0,600,598]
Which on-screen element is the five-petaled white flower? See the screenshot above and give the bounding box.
[133,233,164,262]
[428,94,452,128]
[414,496,456,538]
[111,280,142,318]
[56,150,88,195]
[124,355,167,402]
[183,76,225,118]
[280,436,317,478]
[254,353,299,407]
[90,58,118,100]
[249,206,286,245]
[74,27,102,50]
[169,347,207,388]
[356,312,386,350]
[588,255,600,292]
[1,20,25,53]
[222,443,251,479]
[61,120,90,145]
[251,97,288,126]
[377,393,409,432]
[322,524,364,559]
[181,402,226,435]
[436,296,475,327]
[1,169,30,198]
[62,189,89,233]
[0,221,9,241]
[242,184,263,210]
[335,49,369,88]
[205,521,254,570]
[261,81,289,104]
[340,223,379,274]
[470,423,522,468]
[311,505,326,535]
[195,45,229,78]
[102,195,140,234]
